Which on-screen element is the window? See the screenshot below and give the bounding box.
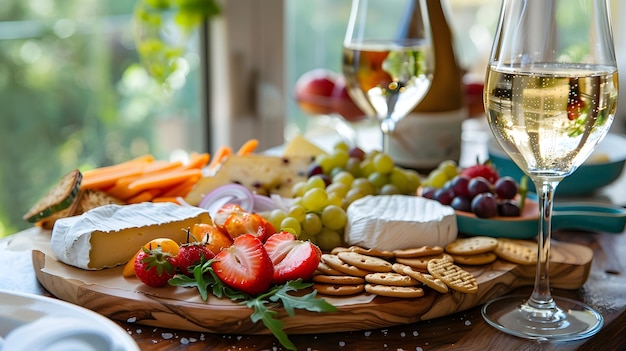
[0,2,203,237]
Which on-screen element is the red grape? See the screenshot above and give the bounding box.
[471,193,498,218]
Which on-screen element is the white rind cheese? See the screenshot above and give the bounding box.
[345,195,457,251]
[50,202,212,270]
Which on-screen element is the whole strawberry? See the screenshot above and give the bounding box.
[175,243,215,276]
[460,162,499,184]
[134,246,177,287]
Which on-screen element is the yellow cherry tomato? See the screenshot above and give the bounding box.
[122,238,181,278]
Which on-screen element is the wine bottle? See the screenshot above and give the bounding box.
[388,0,465,171]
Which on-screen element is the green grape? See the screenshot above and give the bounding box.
[291,181,307,197]
[352,178,376,196]
[367,171,389,190]
[333,170,355,187]
[326,192,344,207]
[325,182,349,198]
[329,149,350,169]
[302,212,322,235]
[297,230,318,244]
[345,157,362,177]
[315,153,334,174]
[329,166,345,179]
[380,184,401,195]
[372,153,394,174]
[428,170,448,188]
[302,188,328,211]
[438,160,459,179]
[287,204,306,222]
[333,141,350,152]
[280,216,302,235]
[316,228,343,251]
[365,149,381,160]
[389,167,410,193]
[306,175,327,190]
[268,209,287,231]
[359,159,376,177]
[343,187,366,208]
[404,169,422,194]
[321,205,347,230]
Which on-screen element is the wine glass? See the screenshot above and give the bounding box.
[482,0,618,341]
[342,0,433,153]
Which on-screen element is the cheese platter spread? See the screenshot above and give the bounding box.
[18,136,598,349]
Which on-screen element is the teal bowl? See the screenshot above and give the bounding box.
[456,196,626,239]
[487,134,626,195]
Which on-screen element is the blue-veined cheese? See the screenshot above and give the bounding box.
[345,195,457,251]
[50,202,212,270]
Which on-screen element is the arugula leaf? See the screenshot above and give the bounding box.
[169,261,337,351]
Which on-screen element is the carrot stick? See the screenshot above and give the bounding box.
[183,152,210,170]
[160,177,199,197]
[236,139,259,156]
[151,196,183,204]
[81,155,153,179]
[126,189,162,204]
[80,166,146,190]
[141,160,183,174]
[208,146,232,170]
[127,168,203,192]
[105,175,144,200]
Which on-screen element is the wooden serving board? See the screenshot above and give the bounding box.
[32,239,592,335]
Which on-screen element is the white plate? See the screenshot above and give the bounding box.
[0,289,139,351]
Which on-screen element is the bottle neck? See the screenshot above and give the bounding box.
[413,0,464,113]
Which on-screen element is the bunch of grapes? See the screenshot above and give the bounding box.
[421,164,522,219]
[265,143,421,251]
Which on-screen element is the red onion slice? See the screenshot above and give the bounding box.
[252,194,281,213]
[197,184,255,217]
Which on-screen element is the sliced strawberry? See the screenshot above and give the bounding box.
[212,234,274,295]
[264,232,322,284]
[134,245,176,288]
[460,163,499,184]
[175,243,215,276]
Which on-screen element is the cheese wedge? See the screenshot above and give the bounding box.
[345,195,457,251]
[50,202,212,270]
[185,154,315,205]
[283,134,327,157]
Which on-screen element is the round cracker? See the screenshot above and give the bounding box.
[337,251,393,273]
[321,254,370,277]
[395,263,449,293]
[393,246,443,258]
[395,253,453,271]
[365,272,419,287]
[450,251,498,266]
[445,236,498,255]
[312,274,365,285]
[365,284,424,298]
[314,283,364,296]
[493,238,537,265]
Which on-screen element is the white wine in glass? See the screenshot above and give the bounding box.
[342,0,433,153]
[482,0,618,341]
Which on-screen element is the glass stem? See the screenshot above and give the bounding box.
[528,178,560,311]
[380,117,395,153]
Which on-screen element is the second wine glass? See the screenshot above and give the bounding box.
[342,0,433,153]
[481,0,618,341]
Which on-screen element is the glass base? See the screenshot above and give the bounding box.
[481,295,603,342]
